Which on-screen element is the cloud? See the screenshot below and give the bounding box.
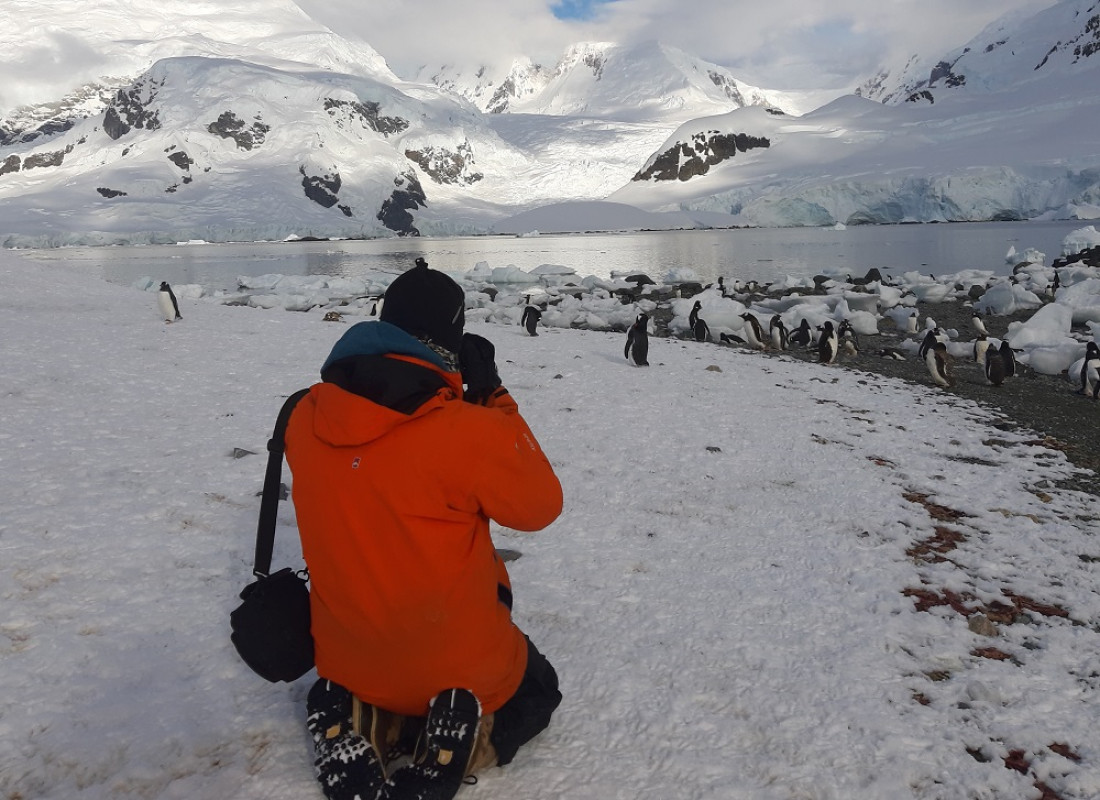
[296,0,1057,89]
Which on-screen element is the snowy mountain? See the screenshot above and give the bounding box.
[857,0,1100,104]
[0,0,1099,245]
[413,41,825,122]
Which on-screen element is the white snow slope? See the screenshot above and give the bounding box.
[2,244,1100,799]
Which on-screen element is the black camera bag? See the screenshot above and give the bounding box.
[230,388,315,682]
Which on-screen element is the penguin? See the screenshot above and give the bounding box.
[769,315,789,351]
[918,327,943,361]
[719,332,745,345]
[521,305,542,336]
[1080,342,1100,399]
[789,318,812,348]
[692,314,711,343]
[740,313,766,350]
[973,333,990,364]
[624,313,650,366]
[905,312,919,334]
[158,281,182,322]
[877,347,905,360]
[837,319,859,357]
[971,311,989,336]
[925,341,953,388]
[817,320,838,364]
[999,341,1017,378]
[689,300,701,328]
[688,300,710,342]
[984,344,1006,387]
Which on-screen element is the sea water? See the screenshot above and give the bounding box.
[13,220,1090,291]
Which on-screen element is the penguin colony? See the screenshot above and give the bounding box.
[613,282,1100,402]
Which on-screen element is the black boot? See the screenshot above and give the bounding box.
[307,678,387,800]
[381,688,481,800]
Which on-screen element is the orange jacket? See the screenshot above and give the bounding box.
[285,323,562,715]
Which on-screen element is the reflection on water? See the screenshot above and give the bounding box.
[14,220,1089,291]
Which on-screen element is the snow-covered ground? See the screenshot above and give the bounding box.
[3,234,1100,799]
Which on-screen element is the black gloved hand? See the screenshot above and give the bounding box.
[458,333,502,405]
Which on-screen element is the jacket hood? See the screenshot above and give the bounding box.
[321,321,447,373]
[312,321,461,447]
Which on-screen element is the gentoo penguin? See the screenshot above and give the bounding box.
[838,319,859,357]
[973,334,990,364]
[740,313,766,350]
[918,327,943,361]
[158,281,182,322]
[999,340,1017,378]
[719,332,745,345]
[688,301,709,341]
[769,315,789,351]
[624,313,650,366]
[984,344,1006,387]
[971,311,989,336]
[689,300,702,329]
[925,341,953,388]
[905,312,919,334]
[817,321,838,364]
[877,347,905,360]
[1080,342,1100,399]
[692,314,711,343]
[789,319,812,348]
[521,305,542,336]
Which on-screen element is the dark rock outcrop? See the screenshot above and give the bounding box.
[96,187,127,198]
[0,155,20,176]
[300,166,342,208]
[376,172,426,236]
[23,145,73,170]
[103,80,163,140]
[404,141,483,185]
[323,98,409,137]
[207,112,270,150]
[634,131,770,182]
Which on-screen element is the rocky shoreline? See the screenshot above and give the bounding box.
[670,295,1100,497]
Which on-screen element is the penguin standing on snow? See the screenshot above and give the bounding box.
[985,344,1006,387]
[1080,342,1100,399]
[688,301,710,342]
[521,305,542,336]
[769,315,789,351]
[999,341,1018,378]
[817,321,838,364]
[625,313,650,366]
[926,341,954,388]
[973,333,991,364]
[789,319,812,348]
[158,281,182,322]
[740,313,766,350]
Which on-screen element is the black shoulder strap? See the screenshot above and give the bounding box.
[253,388,311,578]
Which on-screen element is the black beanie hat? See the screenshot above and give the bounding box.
[380,260,465,353]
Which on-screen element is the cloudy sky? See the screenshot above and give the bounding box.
[295,0,1057,89]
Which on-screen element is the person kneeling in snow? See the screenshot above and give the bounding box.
[285,259,564,800]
